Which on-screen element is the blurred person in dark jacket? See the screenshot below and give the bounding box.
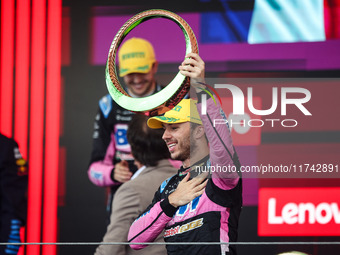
[0,133,28,255]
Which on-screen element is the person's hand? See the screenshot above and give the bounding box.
[179,52,205,85]
[168,172,208,208]
[113,160,132,183]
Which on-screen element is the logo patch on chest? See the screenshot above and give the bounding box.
[164,218,203,238]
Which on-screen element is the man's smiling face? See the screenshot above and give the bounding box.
[162,122,191,162]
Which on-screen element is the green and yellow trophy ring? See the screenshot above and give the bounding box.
[106,9,198,116]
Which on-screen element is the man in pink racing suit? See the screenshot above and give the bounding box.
[87,38,161,222]
[128,53,242,255]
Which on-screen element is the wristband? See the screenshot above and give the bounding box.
[160,197,178,217]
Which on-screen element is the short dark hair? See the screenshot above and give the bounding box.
[127,114,170,167]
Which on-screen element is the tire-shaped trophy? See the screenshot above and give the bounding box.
[106,9,198,116]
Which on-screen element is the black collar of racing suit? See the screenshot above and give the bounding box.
[178,154,210,178]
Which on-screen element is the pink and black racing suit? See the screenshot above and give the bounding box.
[128,95,242,255]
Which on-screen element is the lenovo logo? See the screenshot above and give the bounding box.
[268,198,340,225]
[258,188,340,236]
